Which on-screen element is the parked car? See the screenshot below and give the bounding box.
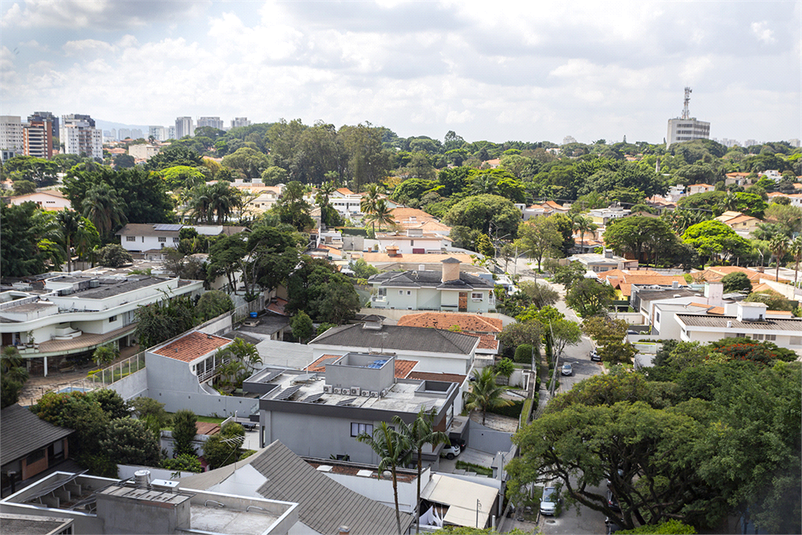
[440,444,461,460]
[590,350,601,362]
[605,517,621,534]
[540,486,560,516]
[561,363,573,376]
[607,490,621,512]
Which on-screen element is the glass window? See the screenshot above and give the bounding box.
[126,236,136,242]
[351,423,373,437]
[765,334,776,341]
[158,237,167,243]
[472,293,483,300]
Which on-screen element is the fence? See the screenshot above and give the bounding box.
[87,352,146,386]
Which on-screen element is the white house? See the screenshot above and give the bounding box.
[676,302,802,348]
[116,223,248,253]
[375,229,451,255]
[367,258,495,313]
[0,274,203,375]
[8,191,71,211]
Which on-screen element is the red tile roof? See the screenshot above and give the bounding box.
[306,354,341,372]
[305,355,417,378]
[153,331,231,362]
[195,422,220,436]
[397,312,502,333]
[267,298,288,316]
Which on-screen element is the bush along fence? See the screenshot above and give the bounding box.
[87,352,146,386]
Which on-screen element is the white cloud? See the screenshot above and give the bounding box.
[63,39,116,56]
[751,21,776,44]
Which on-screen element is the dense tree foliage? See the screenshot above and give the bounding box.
[285,258,362,323]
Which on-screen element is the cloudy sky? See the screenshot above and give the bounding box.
[1,0,799,145]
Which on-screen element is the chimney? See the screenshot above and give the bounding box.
[386,245,399,257]
[441,257,461,282]
[604,249,613,259]
[672,281,679,289]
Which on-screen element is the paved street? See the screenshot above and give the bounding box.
[513,267,608,534]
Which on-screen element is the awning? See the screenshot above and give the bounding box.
[421,474,498,527]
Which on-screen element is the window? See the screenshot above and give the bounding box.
[173,237,180,243]
[410,240,414,246]
[351,423,373,437]
[765,334,776,341]
[735,333,746,338]
[407,290,412,295]
[472,292,483,301]
[158,237,167,243]
[655,311,661,323]
[126,236,136,242]
[378,288,386,296]
[26,447,46,464]
[109,316,117,322]
[751,334,764,340]
[399,290,404,295]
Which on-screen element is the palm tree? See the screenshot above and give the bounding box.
[357,422,412,535]
[572,215,598,253]
[57,210,81,272]
[791,236,802,287]
[208,182,242,224]
[769,234,791,282]
[471,173,499,195]
[465,367,514,425]
[31,210,67,269]
[185,185,213,224]
[393,410,449,534]
[365,198,396,235]
[82,183,127,240]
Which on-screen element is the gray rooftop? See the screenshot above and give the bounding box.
[634,288,700,302]
[676,314,802,332]
[0,513,73,535]
[310,323,479,355]
[368,269,493,290]
[1,404,74,466]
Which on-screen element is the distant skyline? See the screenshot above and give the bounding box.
[1,0,799,145]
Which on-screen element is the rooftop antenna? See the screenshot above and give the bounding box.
[681,87,692,119]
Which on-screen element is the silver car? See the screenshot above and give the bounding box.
[540,486,559,515]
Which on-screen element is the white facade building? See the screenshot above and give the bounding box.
[175,116,194,138]
[231,117,250,128]
[0,116,24,153]
[197,117,224,130]
[60,114,102,158]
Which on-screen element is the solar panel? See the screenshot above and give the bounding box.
[274,385,301,400]
[153,223,183,231]
[337,397,356,406]
[260,370,282,383]
[303,393,324,403]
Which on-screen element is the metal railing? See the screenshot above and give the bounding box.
[87,351,146,386]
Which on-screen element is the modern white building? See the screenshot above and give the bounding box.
[197,117,224,130]
[0,115,24,154]
[175,116,194,138]
[128,144,161,161]
[231,117,250,129]
[666,88,710,147]
[0,274,203,375]
[116,223,248,253]
[60,114,102,158]
[375,229,451,255]
[148,125,167,141]
[676,302,802,347]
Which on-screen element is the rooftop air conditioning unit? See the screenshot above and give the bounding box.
[350,386,360,395]
[333,387,342,394]
[370,391,379,397]
[361,389,371,397]
[323,385,333,394]
[380,389,388,397]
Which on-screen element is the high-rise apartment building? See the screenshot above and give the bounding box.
[231,117,251,129]
[197,117,224,130]
[167,126,176,140]
[60,114,102,158]
[0,116,24,155]
[28,112,58,144]
[666,87,709,147]
[149,126,167,141]
[24,118,53,159]
[175,116,194,139]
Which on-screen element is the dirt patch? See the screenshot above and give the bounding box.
[469,411,519,433]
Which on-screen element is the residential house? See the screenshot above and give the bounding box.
[178,440,412,535]
[243,357,459,464]
[687,183,715,195]
[358,252,475,270]
[598,269,689,301]
[695,265,789,284]
[567,250,639,273]
[375,229,451,255]
[367,258,495,312]
[0,274,203,375]
[117,223,248,254]
[391,207,452,237]
[588,206,630,227]
[309,321,479,375]
[397,312,502,357]
[725,172,750,187]
[630,286,703,325]
[676,302,802,347]
[1,404,74,495]
[7,190,71,211]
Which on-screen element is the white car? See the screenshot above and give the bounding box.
[540,486,560,516]
[561,363,573,376]
[440,444,461,460]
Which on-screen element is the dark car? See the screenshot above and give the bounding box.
[607,490,621,512]
[605,517,621,534]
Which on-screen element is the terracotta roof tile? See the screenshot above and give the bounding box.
[306,354,341,372]
[195,422,220,436]
[153,331,231,362]
[268,298,288,316]
[700,266,788,283]
[397,312,502,333]
[394,359,417,378]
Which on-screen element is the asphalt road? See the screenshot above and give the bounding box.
[514,272,609,535]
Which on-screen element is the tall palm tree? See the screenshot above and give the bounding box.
[471,173,499,195]
[185,185,213,224]
[769,233,791,282]
[57,210,81,272]
[791,236,802,287]
[572,215,598,253]
[208,182,242,224]
[357,422,412,535]
[465,367,514,425]
[31,210,67,269]
[393,410,449,534]
[82,183,127,240]
[360,183,381,216]
[365,198,396,235]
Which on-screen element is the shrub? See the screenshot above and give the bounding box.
[161,454,202,473]
[172,409,198,456]
[514,344,534,364]
[96,244,133,268]
[495,358,515,378]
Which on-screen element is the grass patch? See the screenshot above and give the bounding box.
[456,460,493,476]
[488,400,523,419]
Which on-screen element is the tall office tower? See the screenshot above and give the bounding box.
[197,117,224,130]
[666,87,710,147]
[175,116,194,138]
[28,112,59,148]
[231,117,251,129]
[149,126,166,141]
[0,116,24,155]
[60,114,102,158]
[23,117,53,159]
[118,128,132,140]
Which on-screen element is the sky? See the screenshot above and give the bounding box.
[1,0,800,145]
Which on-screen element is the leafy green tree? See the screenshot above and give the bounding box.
[243,223,302,297]
[516,217,563,271]
[196,290,234,322]
[93,344,118,369]
[598,341,637,365]
[513,344,534,364]
[764,202,802,236]
[549,260,587,287]
[582,316,628,346]
[720,271,752,293]
[221,147,271,180]
[225,337,262,373]
[356,422,412,535]
[498,322,543,356]
[339,122,391,191]
[350,258,379,279]
[1,202,53,276]
[1,347,29,408]
[161,165,206,190]
[517,281,559,309]
[495,358,515,378]
[96,244,133,267]
[134,295,197,348]
[444,194,521,238]
[682,220,752,264]
[203,422,246,469]
[171,409,198,457]
[604,217,680,265]
[146,145,203,171]
[276,180,313,231]
[99,418,160,466]
[34,391,110,457]
[465,367,514,425]
[475,233,495,257]
[565,279,615,318]
[550,319,582,363]
[286,258,361,323]
[130,397,171,436]
[11,179,36,195]
[291,311,314,343]
[161,453,203,473]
